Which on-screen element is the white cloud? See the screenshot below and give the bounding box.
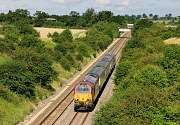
[51,0,83,4]
[123,0,129,6]
[94,0,110,5]
[0,5,5,10]
[51,0,65,4]
[118,0,129,10]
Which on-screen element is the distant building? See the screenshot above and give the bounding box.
[127,24,134,29]
[147,16,153,20]
[46,18,57,22]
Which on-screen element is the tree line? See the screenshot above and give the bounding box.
[1,9,178,28]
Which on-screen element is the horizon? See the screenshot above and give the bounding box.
[0,0,180,17]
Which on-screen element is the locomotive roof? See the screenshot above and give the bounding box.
[88,66,105,77]
[96,60,109,69]
[78,52,115,85]
[80,74,97,84]
[101,52,115,62]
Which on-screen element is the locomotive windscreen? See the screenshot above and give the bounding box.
[76,85,90,93]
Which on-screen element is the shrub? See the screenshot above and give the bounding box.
[12,48,57,89]
[76,53,83,61]
[133,19,153,32]
[0,61,35,98]
[161,32,173,40]
[60,57,71,71]
[19,35,45,50]
[52,29,73,43]
[60,29,73,42]
[95,85,169,125]
[114,61,132,85]
[161,45,180,83]
[132,65,168,87]
[55,43,68,55]
[125,38,145,49]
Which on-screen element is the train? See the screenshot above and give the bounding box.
[74,52,116,111]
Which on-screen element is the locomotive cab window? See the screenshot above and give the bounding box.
[76,85,90,93]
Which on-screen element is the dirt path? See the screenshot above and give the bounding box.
[34,27,86,38]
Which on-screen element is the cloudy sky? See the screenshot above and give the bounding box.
[0,0,180,16]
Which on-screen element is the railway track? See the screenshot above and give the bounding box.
[24,31,131,125]
[69,112,89,125]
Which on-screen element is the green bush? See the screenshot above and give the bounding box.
[0,84,22,103]
[0,61,35,98]
[0,40,13,54]
[161,32,173,40]
[133,19,153,32]
[52,29,73,43]
[12,48,57,89]
[174,26,180,37]
[132,65,168,87]
[76,53,83,61]
[19,35,45,50]
[95,85,170,125]
[60,29,73,42]
[125,38,145,49]
[14,19,39,37]
[60,57,71,71]
[161,45,180,83]
[55,43,68,55]
[114,61,132,85]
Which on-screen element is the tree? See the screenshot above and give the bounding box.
[5,9,31,23]
[82,8,97,26]
[0,13,5,22]
[97,11,114,22]
[134,19,153,32]
[153,15,159,20]
[168,13,172,20]
[33,11,49,20]
[0,60,35,98]
[52,29,73,43]
[33,11,49,27]
[69,11,80,17]
[149,13,153,18]
[110,15,126,26]
[12,48,57,88]
[136,15,142,20]
[142,13,147,18]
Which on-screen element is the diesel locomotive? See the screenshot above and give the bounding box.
[74,52,116,111]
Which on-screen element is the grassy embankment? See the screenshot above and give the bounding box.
[0,30,89,125]
[40,30,87,89]
[0,22,118,125]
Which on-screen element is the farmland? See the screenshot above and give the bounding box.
[164,37,180,45]
[34,27,86,39]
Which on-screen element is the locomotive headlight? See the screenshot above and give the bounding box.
[87,99,91,101]
[75,99,79,102]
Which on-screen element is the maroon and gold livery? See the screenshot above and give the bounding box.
[74,52,116,111]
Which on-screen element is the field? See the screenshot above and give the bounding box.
[34,27,86,39]
[164,37,180,45]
